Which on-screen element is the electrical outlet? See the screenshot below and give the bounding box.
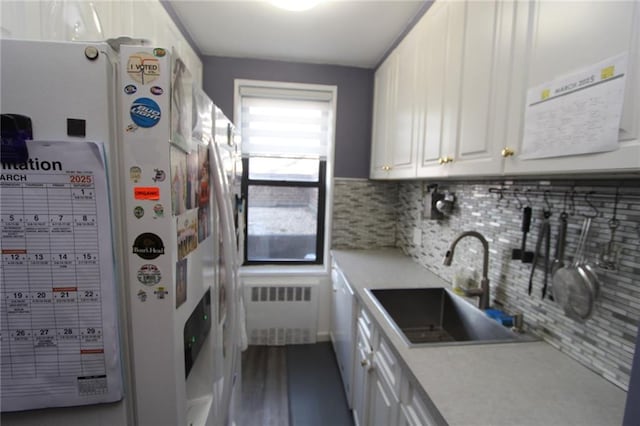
[413,228,422,246]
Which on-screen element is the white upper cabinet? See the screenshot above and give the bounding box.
[503,0,640,175]
[445,0,515,177]
[391,30,422,178]
[371,51,399,179]
[417,0,516,177]
[371,0,640,179]
[370,30,422,179]
[415,1,454,178]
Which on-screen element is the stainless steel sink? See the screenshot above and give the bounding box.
[367,287,534,347]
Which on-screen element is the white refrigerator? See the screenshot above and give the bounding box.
[0,39,243,426]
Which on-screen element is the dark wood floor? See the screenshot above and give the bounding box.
[240,343,354,426]
[241,346,289,426]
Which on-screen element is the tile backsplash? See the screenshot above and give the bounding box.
[331,178,398,249]
[332,177,640,391]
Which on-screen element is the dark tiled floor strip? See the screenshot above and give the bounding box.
[241,346,289,426]
[241,343,353,426]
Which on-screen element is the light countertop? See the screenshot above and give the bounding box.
[332,249,627,426]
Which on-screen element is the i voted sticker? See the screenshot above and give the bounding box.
[130,97,161,128]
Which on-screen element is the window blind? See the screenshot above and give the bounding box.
[239,86,333,159]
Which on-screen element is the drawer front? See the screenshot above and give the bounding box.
[358,306,373,343]
[374,334,401,398]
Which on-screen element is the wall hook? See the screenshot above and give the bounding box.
[496,186,508,208]
[583,191,599,218]
[512,188,524,210]
[524,189,533,208]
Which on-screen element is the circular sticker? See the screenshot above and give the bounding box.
[150,86,164,96]
[127,52,160,84]
[133,206,144,219]
[153,48,167,58]
[130,97,161,128]
[124,84,137,95]
[152,169,166,182]
[153,203,164,218]
[137,264,162,286]
[132,233,165,259]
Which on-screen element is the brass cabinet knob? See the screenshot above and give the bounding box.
[439,156,453,164]
[501,147,515,157]
[381,165,392,171]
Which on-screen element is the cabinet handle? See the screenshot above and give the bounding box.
[439,156,453,165]
[361,359,368,367]
[501,147,515,157]
[381,165,392,171]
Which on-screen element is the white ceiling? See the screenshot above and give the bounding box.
[168,0,429,69]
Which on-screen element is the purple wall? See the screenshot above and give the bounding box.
[202,56,373,179]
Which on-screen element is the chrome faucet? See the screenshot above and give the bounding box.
[443,231,490,310]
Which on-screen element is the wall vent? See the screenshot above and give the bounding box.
[245,285,318,346]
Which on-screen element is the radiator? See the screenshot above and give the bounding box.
[244,284,318,345]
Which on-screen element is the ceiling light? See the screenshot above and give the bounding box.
[270,0,323,12]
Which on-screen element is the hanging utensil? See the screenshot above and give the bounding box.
[552,217,587,316]
[566,217,599,320]
[527,204,552,298]
[512,206,534,263]
[551,211,568,276]
[553,213,600,322]
[597,188,621,271]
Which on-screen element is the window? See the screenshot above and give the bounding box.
[236,81,336,265]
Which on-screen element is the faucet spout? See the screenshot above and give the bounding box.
[443,231,491,310]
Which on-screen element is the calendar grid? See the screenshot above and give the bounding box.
[1,174,107,383]
[1,141,122,411]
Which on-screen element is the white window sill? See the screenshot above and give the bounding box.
[240,264,329,277]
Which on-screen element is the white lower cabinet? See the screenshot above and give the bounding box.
[352,325,370,426]
[349,306,442,426]
[330,264,356,407]
[367,335,400,426]
[398,375,441,426]
[352,309,373,426]
[368,367,399,426]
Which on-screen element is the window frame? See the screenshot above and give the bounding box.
[234,79,336,268]
[241,157,326,265]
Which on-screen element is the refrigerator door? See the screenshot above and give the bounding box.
[209,141,241,425]
[0,39,131,424]
[0,40,117,150]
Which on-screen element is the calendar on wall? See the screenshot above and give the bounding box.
[0,141,123,412]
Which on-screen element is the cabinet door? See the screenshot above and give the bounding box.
[330,267,355,407]
[398,375,442,426]
[368,368,398,426]
[416,1,454,178]
[388,29,421,178]
[370,53,399,179]
[330,268,341,358]
[352,323,372,426]
[446,0,515,176]
[503,0,640,175]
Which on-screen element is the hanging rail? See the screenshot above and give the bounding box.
[487,186,640,201]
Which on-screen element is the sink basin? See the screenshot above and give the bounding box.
[367,287,533,347]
